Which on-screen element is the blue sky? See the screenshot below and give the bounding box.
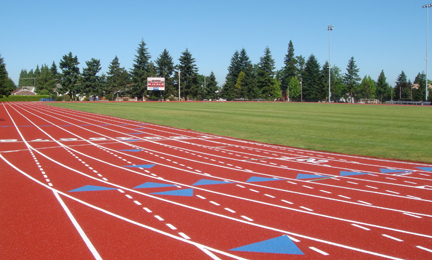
[1,0,430,87]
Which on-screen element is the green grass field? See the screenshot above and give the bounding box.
[48,102,432,163]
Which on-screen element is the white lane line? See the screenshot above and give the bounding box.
[241,215,253,221]
[154,215,164,221]
[406,195,422,200]
[178,232,190,240]
[52,191,102,260]
[404,181,417,184]
[351,224,370,231]
[358,200,372,205]
[196,195,206,200]
[382,234,403,242]
[264,194,275,198]
[249,189,259,193]
[366,185,378,189]
[309,246,329,256]
[117,189,124,193]
[419,173,430,176]
[133,200,142,205]
[210,201,220,206]
[166,224,177,230]
[386,190,400,195]
[281,199,293,204]
[347,181,358,185]
[125,194,133,199]
[300,206,313,212]
[403,212,422,219]
[287,181,297,185]
[417,246,432,253]
[224,208,236,213]
[386,177,397,180]
[319,190,332,194]
[302,185,313,189]
[143,207,152,213]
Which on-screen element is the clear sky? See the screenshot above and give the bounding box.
[1,0,431,88]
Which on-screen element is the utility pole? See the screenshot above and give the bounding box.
[178,69,181,101]
[423,3,432,100]
[328,25,334,103]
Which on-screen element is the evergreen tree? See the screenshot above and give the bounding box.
[394,71,409,101]
[204,71,219,100]
[343,57,361,101]
[50,61,59,83]
[155,49,175,98]
[34,65,41,77]
[130,39,151,100]
[257,47,277,99]
[107,56,129,100]
[358,75,376,99]
[222,50,240,100]
[330,65,345,101]
[303,54,321,101]
[296,55,306,80]
[320,61,330,101]
[244,63,260,99]
[59,52,80,98]
[36,65,56,94]
[176,49,199,100]
[376,70,391,102]
[82,58,102,97]
[234,71,246,98]
[0,54,13,97]
[281,40,297,93]
[288,76,301,100]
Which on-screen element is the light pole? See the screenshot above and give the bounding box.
[178,69,181,101]
[328,25,334,103]
[424,4,432,100]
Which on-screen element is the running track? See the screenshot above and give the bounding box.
[1,102,432,259]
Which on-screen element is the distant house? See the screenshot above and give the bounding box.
[11,86,36,96]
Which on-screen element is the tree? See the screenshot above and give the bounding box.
[281,40,297,93]
[234,71,246,98]
[296,55,306,80]
[343,57,361,101]
[330,65,345,101]
[222,50,240,100]
[257,47,278,99]
[155,49,175,98]
[176,48,199,100]
[107,56,129,100]
[82,58,102,97]
[303,54,321,101]
[59,52,80,98]
[130,39,151,100]
[204,71,219,100]
[376,70,391,102]
[358,75,376,99]
[0,54,14,97]
[36,65,56,94]
[320,61,330,101]
[288,76,301,100]
[394,71,409,101]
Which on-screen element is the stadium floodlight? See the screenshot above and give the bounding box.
[423,4,432,100]
[328,25,334,103]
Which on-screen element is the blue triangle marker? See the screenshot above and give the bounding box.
[246,176,283,183]
[134,182,176,189]
[69,185,116,192]
[296,173,330,180]
[119,149,143,152]
[416,167,432,172]
[151,189,193,197]
[230,235,303,255]
[124,164,155,169]
[193,179,233,186]
[340,171,370,176]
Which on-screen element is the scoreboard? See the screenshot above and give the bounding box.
[147,77,165,91]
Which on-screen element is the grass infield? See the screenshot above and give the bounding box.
[48,102,432,163]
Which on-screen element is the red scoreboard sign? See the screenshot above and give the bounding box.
[147,77,165,91]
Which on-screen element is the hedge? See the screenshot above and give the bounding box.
[0,95,50,102]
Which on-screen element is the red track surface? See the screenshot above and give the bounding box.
[1,102,432,259]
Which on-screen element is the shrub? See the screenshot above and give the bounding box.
[55,96,63,101]
[83,97,90,101]
[63,94,71,101]
[0,95,50,102]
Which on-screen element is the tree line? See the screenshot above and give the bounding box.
[5,39,432,102]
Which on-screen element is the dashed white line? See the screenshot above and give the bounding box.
[154,215,164,221]
[143,207,152,213]
[264,194,275,198]
[302,185,313,189]
[351,224,370,231]
[281,199,293,204]
[358,200,372,205]
[382,234,403,242]
[417,245,432,253]
[125,195,133,199]
[133,200,142,205]
[299,206,313,212]
[319,190,332,194]
[178,232,190,240]
[309,246,329,256]
[196,195,206,200]
[236,184,245,188]
[386,190,400,195]
[249,189,259,193]
[241,215,254,221]
[403,212,422,218]
[366,185,378,189]
[166,224,177,230]
[224,208,236,213]
[287,181,297,185]
[347,181,358,185]
[210,201,220,206]
[404,181,417,184]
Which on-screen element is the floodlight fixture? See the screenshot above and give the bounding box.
[328,25,334,102]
